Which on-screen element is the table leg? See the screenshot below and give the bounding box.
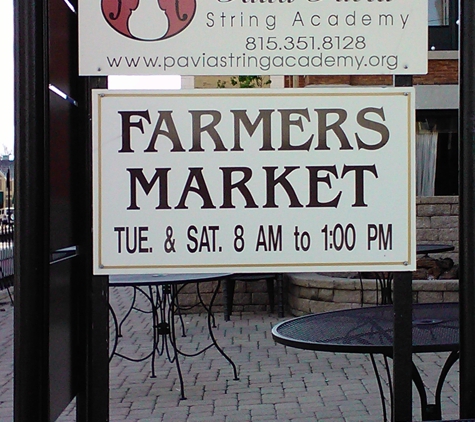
[155,284,187,399]
[117,287,138,337]
[110,279,238,400]
[6,285,14,306]
[205,280,239,381]
[412,350,459,421]
[167,291,186,400]
[372,349,460,422]
[168,280,239,392]
[109,288,156,368]
[196,282,216,328]
[173,284,187,337]
[369,354,390,422]
[108,303,119,360]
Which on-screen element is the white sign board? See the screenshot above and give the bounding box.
[80,0,427,76]
[93,88,415,274]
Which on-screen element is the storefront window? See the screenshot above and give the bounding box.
[429,0,449,26]
[428,0,457,50]
[417,111,458,196]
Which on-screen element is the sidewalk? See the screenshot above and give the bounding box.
[1,286,460,421]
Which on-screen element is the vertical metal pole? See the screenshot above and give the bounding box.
[459,1,475,417]
[76,76,110,422]
[392,75,413,422]
[14,0,50,419]
[7,170,11,214]
[392,271,413,422]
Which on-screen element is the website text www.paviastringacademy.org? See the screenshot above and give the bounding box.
[106,52,400,72]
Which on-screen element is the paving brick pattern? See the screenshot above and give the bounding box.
[0,287,460,421]
[0,293,13,422]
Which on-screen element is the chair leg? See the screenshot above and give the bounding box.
[224,275,284,319]
[276,274,284,317]
[266,278,275,313]
[223,279,235,321]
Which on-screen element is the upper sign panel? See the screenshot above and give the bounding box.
[79,0,428,76]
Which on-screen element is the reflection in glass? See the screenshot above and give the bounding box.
[429,0,449,26]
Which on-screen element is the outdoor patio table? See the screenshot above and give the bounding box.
[359,243,456,305]
[109,273,238,399]
[417,243,456,256]
[272,302,459,422]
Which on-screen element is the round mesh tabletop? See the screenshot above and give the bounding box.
[272,303,459,354]
[416,244,455,255]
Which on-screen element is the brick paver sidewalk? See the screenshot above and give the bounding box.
[0,287,460,421]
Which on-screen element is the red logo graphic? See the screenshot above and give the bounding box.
[101,0,196,41]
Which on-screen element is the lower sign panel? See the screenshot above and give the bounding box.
[93,88,415,274]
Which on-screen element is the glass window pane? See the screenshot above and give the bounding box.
[429,0,449,26]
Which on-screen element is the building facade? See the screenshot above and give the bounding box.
[288,0,459,198]
[0,157,14,209]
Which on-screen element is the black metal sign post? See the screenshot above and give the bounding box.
[14,0,50,418]
[14,0,110,420]
[75,76,110,422]
[392,272,412,422]
[459,0,475,418]
[392,75,413,422]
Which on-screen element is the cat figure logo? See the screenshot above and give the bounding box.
[101,0,196,41]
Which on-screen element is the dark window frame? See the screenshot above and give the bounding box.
[416,110,459,196]
[428,0,458,51]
